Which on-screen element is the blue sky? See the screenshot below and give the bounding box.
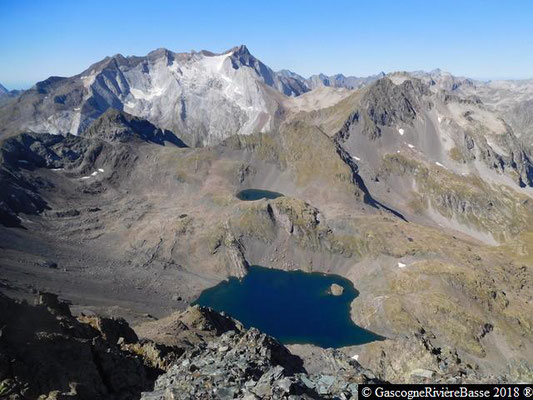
[1,0,532,89]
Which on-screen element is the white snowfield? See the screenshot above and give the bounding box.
[109,48,278,146]
[39,47,289,146]
[129,87,165,102]
[80,169,104,180]
[197,52,231,73]
[398,262,406,268]
[398,128,405,135]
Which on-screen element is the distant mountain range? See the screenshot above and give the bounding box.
[1,45,532,148]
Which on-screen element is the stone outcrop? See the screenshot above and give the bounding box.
[140,317,383,400]
[0,292,182,400]
[136,305,385,399]
[329,284,344,296]
[83,109,186,147]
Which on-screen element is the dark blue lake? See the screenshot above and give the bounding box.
[194,265,383,348]
[236,189,284,201]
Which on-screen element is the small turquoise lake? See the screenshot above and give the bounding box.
[194,265,383,348]
[236,189,284,201]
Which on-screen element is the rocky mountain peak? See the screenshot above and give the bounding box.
[333,76,434,142]
[228,44,261,70]
[361,76,430,122]
[229,44,251,56]
[83,108,187,146]
[146,47,175,63]
[110,52,127,62]
[80,53,129,77]
[95,53,130,71]
[372,76,431,102]
[147,47,171,57]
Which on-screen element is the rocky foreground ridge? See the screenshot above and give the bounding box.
[0,292,385,400]
[0,291,509,400]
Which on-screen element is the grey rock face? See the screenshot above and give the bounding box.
[505,99,533,148]
[141,318,382,400]
[0,292,182,400]
[0,46,305,147]
[0,132,66,227]
[336,78,430,141]
[84,108,187,147]
[404,70,533,151]
[229,46,309,97]
[335,76,533,188]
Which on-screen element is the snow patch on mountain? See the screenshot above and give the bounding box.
[199,52,231,73]
[130,87,165,101]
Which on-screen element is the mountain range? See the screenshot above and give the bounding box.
[2,45,533,148]
[1,45,533,394]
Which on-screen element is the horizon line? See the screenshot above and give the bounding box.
[2,44,533,91]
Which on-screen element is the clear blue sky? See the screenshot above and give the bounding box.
[1,0,532,89]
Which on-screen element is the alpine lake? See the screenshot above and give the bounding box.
[194,265,383,348]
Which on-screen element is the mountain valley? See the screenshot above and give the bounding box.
[1,45,533,397]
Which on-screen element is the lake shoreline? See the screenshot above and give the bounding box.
[193,265,383,348]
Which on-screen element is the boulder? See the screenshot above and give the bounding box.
[329,283,344,296]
